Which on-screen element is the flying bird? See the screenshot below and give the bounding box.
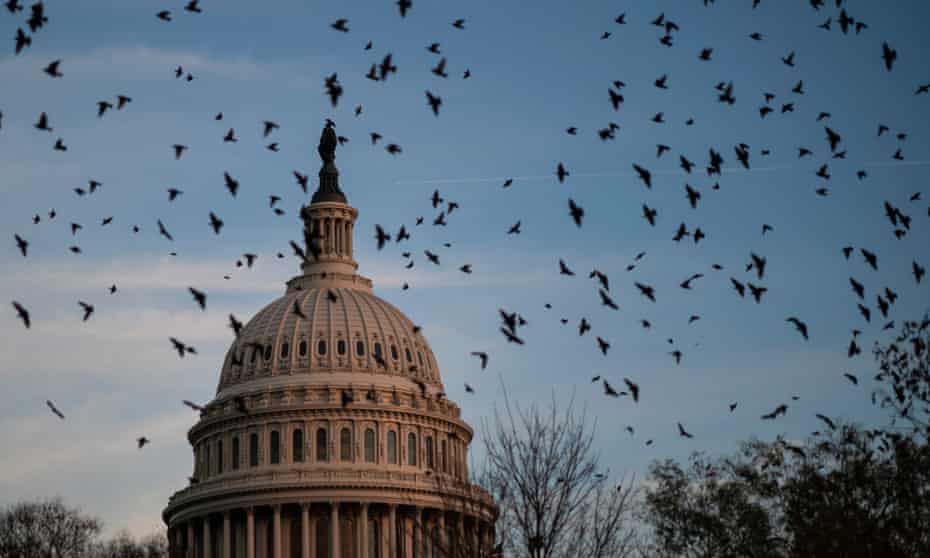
[12,301,30,328]
[623,378,639,402]
[633,164,652,188]
[881,42,897,71]
[46,400,65,419]
[425,91,442,116]
[470,351,488,370]
[78,301,94,321]
[14,234,28,257]
[43,59,62,77]
[189,287,206,310]
[786,317,809,340]
[568,198,584,227]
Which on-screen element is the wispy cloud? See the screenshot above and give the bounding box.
[0,405,192,484]
[0,45,317,85]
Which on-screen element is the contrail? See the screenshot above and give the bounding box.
[393,159,930,186]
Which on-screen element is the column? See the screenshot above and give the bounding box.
[273,505,282,558]
[223,512,231,558]
[471,518,479,555]
[403,514,412,558]
[330,502,340,558]
[346,222,353,259]
[388,505,397,558]
[301,504,311,558]
[246,508,255,558]
[457,514,465,551]
[187,523,195,558]
[360,503,369,558]
[327,218,334,254]
[414,508,423,558]
[387,510,397,558]
[203,517,212,558]
[437,512,446,557]
[310,513,318,558]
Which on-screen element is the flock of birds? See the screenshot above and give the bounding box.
[5,0,930,453]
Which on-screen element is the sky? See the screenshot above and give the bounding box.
[1,0,929,539]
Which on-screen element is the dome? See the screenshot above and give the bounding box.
[163,125,497,558]
[217,285,443,397]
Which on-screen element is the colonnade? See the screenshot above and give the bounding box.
[168,501,492,558]
[309,216,353,259]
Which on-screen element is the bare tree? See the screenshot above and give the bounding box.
[89,530,168,558]
[0,498,102,558]
[873,314,930,437]
[481,390,638,558]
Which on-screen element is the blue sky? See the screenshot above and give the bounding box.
[1,0,929,537]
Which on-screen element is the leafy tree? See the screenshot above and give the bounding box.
[642,425,930,558]
[640,454,781,558]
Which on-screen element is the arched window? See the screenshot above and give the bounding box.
[251,346,259,364]
[356,340,365,356]
[299,340,308,357]
[249,433,259,467]
[417,352,424,366]
[390,344,399,360]
[405,348,412,362]
[232,436,240,470]
[374,342,383,359]
[441,440,447,473]
[387,431,397,464]
[340,428,353,461]
[407,432,417,466]
[364,428,376,463]
[270,430,280,464]
[316,428,328,461]
[293,429,304,462]
[280,342,289,359]
[425,436,434,469]
[205,443,212,477]
[317,339,327,356]
[263,344,272,360]
[217,439,224,474]
[337,339,346,355]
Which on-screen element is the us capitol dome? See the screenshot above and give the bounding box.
[163,123,498,558]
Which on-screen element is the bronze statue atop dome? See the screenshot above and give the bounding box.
[311,121,347,203]
[318,120,338,164]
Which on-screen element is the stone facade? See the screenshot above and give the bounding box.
[163,125,498,558]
